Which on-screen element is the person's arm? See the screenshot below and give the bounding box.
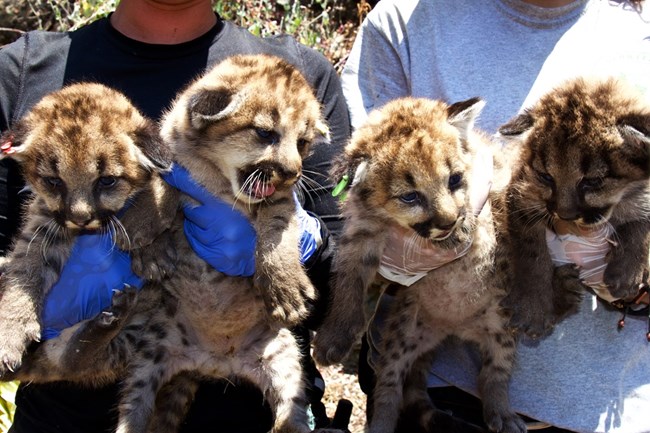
[341,14,410,130]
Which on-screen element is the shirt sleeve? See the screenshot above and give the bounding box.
[341,14,410,130]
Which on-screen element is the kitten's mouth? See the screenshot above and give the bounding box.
[246,179,276,199]
[431,219,463,241]
[432,229,454,241]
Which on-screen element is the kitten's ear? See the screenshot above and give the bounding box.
[499,112,534,136]
[447,97,486,138]
[617,113,650,175]
[330,152,368,196]
[188,88,246,129]
[133,122,173,172]
[0,124,28,162]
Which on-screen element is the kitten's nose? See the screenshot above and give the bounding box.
[68,215,94,228]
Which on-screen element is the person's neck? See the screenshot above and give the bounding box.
[110,0,217,44]
[520,0,576,6]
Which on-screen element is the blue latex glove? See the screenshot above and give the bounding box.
[163,165,256,277]
[162,165,322,275]
[41,233,143,340]
[294,192,322,264]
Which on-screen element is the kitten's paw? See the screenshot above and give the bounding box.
[604,263,642,300]
[501,294,553,339]
[484,409,527,433]
[313,320,362,366]
[265,287,311,326]
[0,321,40,374]
[99,285,139,328]
[260,272,314,326]
[552,264,585,321]
[131,232,177,282]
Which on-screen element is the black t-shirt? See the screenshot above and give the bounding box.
[0,14,350,433]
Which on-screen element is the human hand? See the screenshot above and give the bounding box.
[42,233,143,340]
[162,165,322,276]
[162,164,256,277]
[546,221,613,299]
[293,192,322,264]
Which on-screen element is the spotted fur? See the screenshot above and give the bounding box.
[0,82,176,378]
[499,77,650,338]
[5,55,330,433]
[314,97,525,433]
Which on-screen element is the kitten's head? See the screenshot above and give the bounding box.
[161,54,329,205]
[333,97,487,249]
[0,83,171,231]
[500,77,650,227]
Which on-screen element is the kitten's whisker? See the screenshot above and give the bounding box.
[235,169,259,209]
[110,215,131,251]
[40,221,60,264]
[298,172,327,193]
[27,220,51,256]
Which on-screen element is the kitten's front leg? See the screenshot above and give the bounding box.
[552,264,586,322]
[0,213,72,374]
[501,216,555,339]
[253,196,315,326]
[312,217,386,366]
[0,272,43,374]
[604,221,650,300]
[3,286,137,384]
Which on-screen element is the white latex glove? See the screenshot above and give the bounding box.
[546,221,616,301]
[378,146,493,286]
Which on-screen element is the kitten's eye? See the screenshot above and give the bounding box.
[536,171,554,186]
[98,176,117,188]
[399,192,420,204]
[44,177,63,188]
[579,177,604,191]
[448,173,463,191]
[256,128,279,144]
[297,138,309,150]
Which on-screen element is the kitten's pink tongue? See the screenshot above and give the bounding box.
[251,180,275,198]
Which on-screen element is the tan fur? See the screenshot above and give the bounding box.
[5,55,329,433]
[0,83,177,377]
[499,77,650,338]
[161,54,329,326]
[314,97,525,433]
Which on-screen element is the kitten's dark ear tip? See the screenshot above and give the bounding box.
[134,123,173,171]
[499,113,534,136]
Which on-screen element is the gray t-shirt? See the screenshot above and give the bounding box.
[342,1,650,432]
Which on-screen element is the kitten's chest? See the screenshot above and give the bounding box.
[166,241,265,339]
[413,224,500,324]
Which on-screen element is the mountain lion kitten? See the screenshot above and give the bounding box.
[499,77,650,338]
[4,54,331,433]
[0,82,176,376]
[314,97,525,433]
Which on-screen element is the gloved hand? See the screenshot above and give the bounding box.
[163,165,256,277]
[163,165,322,276]
[294,192,322,264]
[378,146,493,286]
[42,233,143,340]
[546,221,613,300]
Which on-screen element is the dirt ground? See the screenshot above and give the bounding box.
[318,339,367,433]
